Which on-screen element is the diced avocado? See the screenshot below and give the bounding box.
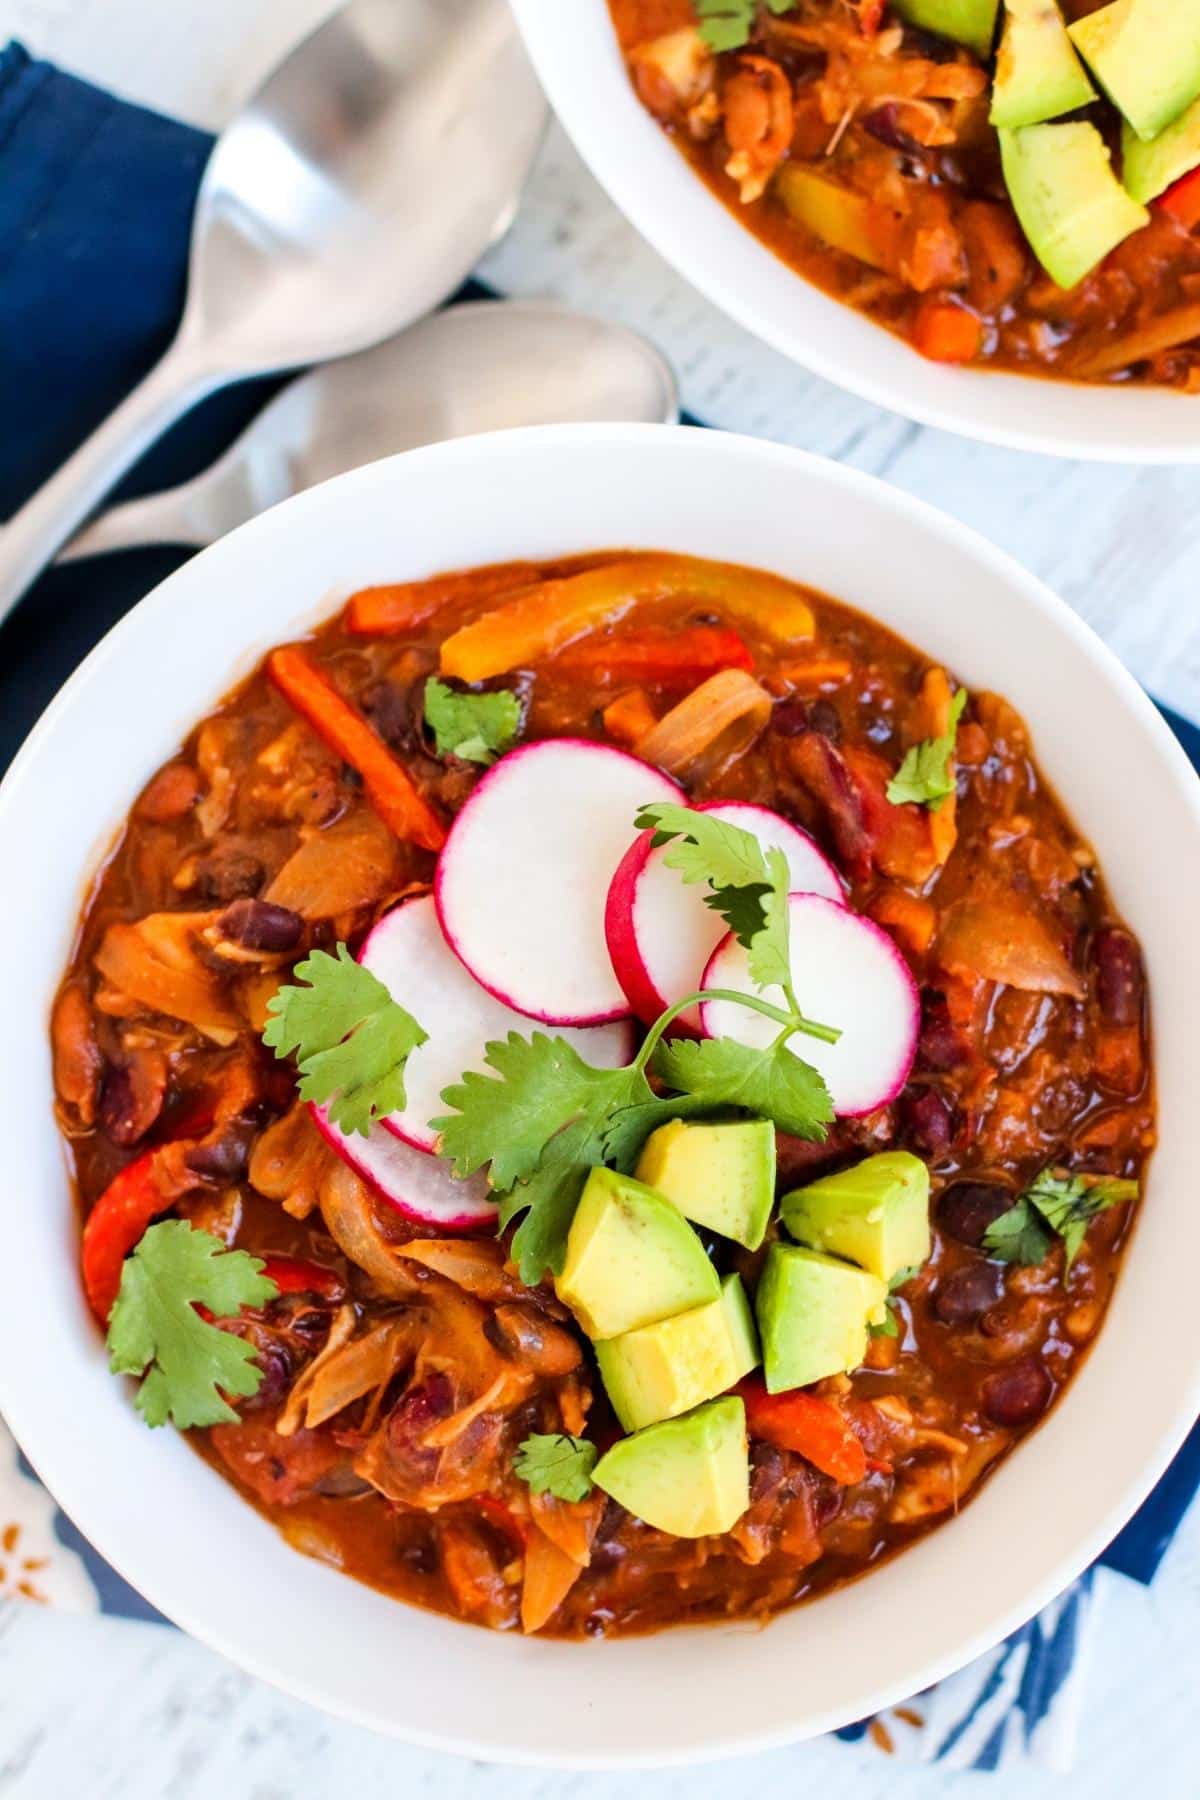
[756,1245,886,1394]
[591,1397,750,1538]
[1069,0,1200,143]
[890,0,1001,59]
[999,122,1148,289]
[1123,95,1200,203]
[596,1274,759,1432]
[780,1151,931,1284]
[774,166,887,269]
[990,0,1095,129]
[635,1118,775,1252]
[555,1166,719,1340]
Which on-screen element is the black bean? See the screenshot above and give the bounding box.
[938,1181,1013,1249]
[218,897,303,953]
[1091,927,1144,1027]
[185,1129,251,1181]
[807,698,842,743]
[932,1261,1005,1325]
[362,680,413,751]
[981,1359,1053,1428]
[902,1086,956,1155]
[193,849,264,903]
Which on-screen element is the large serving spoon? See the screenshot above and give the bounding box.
[0,0,546,619]
[60,302,678,557]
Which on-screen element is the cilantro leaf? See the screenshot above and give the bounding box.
[602,1092,716,1173]
[746,846,793,992]
[695,0,795,52]
[982,1198,1054,1267]
[501,1120,598,1286]
[107,1222,278,1429]
[1024,1168,1139,1272]
[264,944,427,1138]
[434,1031,650,1189]
[653,1035,833,1140]
[514,1432,597,1502]
[424,677,521,766]
[886,687,967,811]
[870,1263,921,1337]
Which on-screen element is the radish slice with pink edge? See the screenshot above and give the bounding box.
[359,893,635,1152]
[435,738,682,1025]
[699,893,918,1118]
[605,801,845,1035]
[310,1101,498,1231]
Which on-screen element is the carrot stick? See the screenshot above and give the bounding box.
[267,648,446,852]
[912,298,982,365]
[738,1377,867,1485]
[555,626,753,685]
[345,562,542,636]
[439,554,816,682]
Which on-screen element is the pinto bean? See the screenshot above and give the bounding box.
[98,1049,168,1147]
[218,897,304,953]
[1091,927,1144,1027]
[932,1261,1005,1325]
[937,1181,1013,1248]
[981,1358,1052,1428]
[484,1304,582,1377]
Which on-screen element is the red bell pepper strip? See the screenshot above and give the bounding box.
[554,626,754,686]
[258,1254,346,1300]
[267,647,446,852]
[1157,167,1200,231]
[738,1375,868,1486]
[82,1151,172,1325]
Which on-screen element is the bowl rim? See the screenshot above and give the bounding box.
[3,422,1200,1766]
[510,0,1200,464]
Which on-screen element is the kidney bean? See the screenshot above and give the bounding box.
[932,1261,1005,1325]
[219,897,303,953]
[136,762,200,823]
[1091,927,1144,1026]
[185,1127,252,1182]
[808,699,842,742]
[902,1086,956,1154]
[981,1358,1053,1428]
[862,104,923,157]
[918,991,970,1072]
[937,1181,1013,1248]
[772,698,810,738]
[98,1054,167,1148]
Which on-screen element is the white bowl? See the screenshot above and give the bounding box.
[512,0,1200,463]
[1,425,1197,1765]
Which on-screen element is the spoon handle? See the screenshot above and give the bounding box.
[0,341,220,620]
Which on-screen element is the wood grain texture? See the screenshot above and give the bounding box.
[1,0,1198,1791]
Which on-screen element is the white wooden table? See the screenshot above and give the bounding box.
[2,2,1199,1793]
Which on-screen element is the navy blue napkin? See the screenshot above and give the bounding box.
[1,39,1196,1585]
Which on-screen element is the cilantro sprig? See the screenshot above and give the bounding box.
[869,1264,921,1340]
[514,1433,598,1502]
[263,945,427,1137]
[886,688,967,811]
[695,0,796,53]
[424,677,521,766]
[983,1167,1139,1274]
[108,1223,279,1428]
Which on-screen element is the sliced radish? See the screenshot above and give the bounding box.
[605,801,844,1034]
[359,894,634,1152]
[310,1102,497,1230]
[699,893,918,1118]
[435,738,681,1025]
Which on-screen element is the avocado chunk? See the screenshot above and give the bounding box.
[596,1274,759,1432]
[990,0,1095,129]
[999,122,1148,288]
[591,1397,750,1538]
[780,1151,931,1283]
[890,0,1000,59]
[756,1245,886,1394]
[1124,95,1200,203]
[555,1166,719,1340]
[1069,0,1200,143]
[635,1118,775,1251]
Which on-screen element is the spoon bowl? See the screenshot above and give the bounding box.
[62,301,678,556]
[0,0,547,616]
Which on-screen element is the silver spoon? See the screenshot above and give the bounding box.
[60,302,679,557]
[0,0,546,619]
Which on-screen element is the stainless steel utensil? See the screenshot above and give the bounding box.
[0,0,546,617]
[61,301,678,557]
